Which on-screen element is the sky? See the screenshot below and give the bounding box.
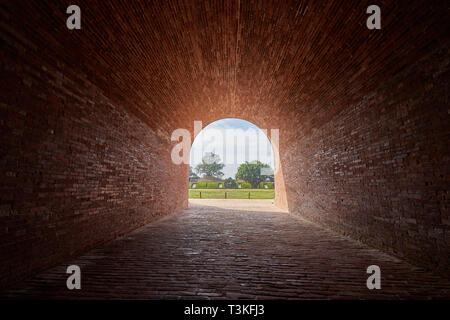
[190,118,274,179]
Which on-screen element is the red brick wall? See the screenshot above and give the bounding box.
[1,0,448,288]
[281,44,449,275]
[0,37,188,288]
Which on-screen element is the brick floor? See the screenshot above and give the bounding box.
[1,200,449,299]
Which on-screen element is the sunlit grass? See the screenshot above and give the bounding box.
[188,189,274,199]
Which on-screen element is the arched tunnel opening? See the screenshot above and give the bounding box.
[188,118,279,203]
[0,0,449,301]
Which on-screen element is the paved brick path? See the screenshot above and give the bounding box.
[1,200,449,299]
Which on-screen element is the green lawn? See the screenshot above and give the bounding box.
[188,189,274,199]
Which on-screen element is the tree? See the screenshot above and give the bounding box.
[194,152,225,179]
[224,177,236,189]
[235,161,271,188]
[189,166,199,181]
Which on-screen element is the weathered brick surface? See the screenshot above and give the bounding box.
[281,41,450,276]
[1,0,449,288]
[0,9,187,287]
[1,200,449,299]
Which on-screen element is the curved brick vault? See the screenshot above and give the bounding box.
[0,0,449,288]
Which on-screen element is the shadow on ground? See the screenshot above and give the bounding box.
[1,200,449,299]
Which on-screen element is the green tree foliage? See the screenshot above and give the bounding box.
[189,166,199,181]
[235,161,271,188]
[194,152,225,179]
[224,177,236,189]
[258,182,274,189]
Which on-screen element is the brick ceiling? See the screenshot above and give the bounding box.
[3,0,448,133]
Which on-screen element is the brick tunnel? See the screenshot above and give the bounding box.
[0,1,449,299]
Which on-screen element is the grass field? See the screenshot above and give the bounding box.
[189,189,274,199]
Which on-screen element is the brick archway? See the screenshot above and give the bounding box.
[187,117,283,205]
[0,0,449,288]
